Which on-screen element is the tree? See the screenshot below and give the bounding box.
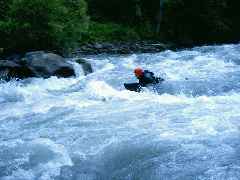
[0,0,88,55]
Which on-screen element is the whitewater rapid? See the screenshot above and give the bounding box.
[0,44,240,180]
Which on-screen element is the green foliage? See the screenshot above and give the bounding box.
[0,0,88,55]
[1,0,240,55]
[0,0,11,19]
[85,0,156,42]
[81,22,140,43]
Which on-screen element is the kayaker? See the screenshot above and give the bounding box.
[134,67,164,87]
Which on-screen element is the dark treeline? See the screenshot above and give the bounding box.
[87,0,240,44]
[1,0,240,56]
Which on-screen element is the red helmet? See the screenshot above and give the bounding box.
[134,67,143,77]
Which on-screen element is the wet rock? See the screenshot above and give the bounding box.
[0,51,76,81]
[76,58,93,75]
[24,51,75,78]
[5,54,24,63]
[93,43,103,49]
[0,60,35,80]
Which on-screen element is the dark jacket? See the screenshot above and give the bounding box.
[138,70,164,87]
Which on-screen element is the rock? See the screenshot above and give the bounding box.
[76,58,93,75]
[0,51,76,81]
[73,41,175,56]
[0,60,35,80]
[24,51,75,78]
[6,54,24,63]
[93,43,103,49]
[150,43,173,51]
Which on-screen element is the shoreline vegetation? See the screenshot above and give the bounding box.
[1,0,240,58]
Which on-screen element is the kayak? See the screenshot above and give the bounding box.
[124,78,164,92]
[124,79,165,93]
[124,83,142,92]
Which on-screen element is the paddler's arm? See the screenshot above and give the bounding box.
[155,77,164,83]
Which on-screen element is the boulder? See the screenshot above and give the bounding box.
[24,51,75,78]
[0,51,76,81]
[0,60,35,80]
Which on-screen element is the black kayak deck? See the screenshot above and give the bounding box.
[124,83,142,92]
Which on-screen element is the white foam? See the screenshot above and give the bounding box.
[1,138,72,180]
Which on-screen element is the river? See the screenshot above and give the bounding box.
[0,44,240,180]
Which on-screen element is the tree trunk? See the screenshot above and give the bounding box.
[134,0,142,23]
[156,0,164,34]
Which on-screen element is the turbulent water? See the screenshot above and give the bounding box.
[1,44,240,180]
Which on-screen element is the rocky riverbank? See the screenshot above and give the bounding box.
[71,41,176,56]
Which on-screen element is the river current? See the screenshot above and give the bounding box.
[0,44,240,180]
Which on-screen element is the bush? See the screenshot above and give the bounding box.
[0,0,88,56]
[81,21,140,43]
